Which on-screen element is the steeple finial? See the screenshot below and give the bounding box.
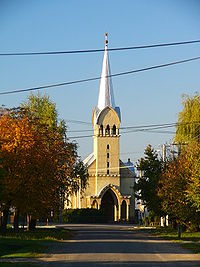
[105,32,108,46]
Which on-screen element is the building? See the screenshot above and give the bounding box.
[67,33,136,222]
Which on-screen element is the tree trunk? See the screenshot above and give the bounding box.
[27,214,30,231]
[14,209,19,232]
[29,218,36,230]
[22,214,25,230]
[1,207,9,235]
[178,223,181,238]
[27,215,36,231]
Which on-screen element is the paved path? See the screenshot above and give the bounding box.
[36,224,200,267]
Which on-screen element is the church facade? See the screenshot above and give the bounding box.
[66,34,135,222]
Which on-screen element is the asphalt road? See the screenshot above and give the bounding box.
[38,224,200,267]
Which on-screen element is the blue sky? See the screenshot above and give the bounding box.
[0,0,200,163]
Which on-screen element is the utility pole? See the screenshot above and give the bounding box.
[178,143,181,157]
[162,144,166,162]
[161,143,168,227]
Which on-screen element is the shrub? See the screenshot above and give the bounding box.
[62,208,107,223]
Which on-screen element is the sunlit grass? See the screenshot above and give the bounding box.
[0,227,72,259]
[139,226,200,253]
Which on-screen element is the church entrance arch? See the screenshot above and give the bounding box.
[100,189,118,222]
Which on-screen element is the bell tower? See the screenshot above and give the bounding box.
[92,33,121,195]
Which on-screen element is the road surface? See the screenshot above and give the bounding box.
[38,224,200,266]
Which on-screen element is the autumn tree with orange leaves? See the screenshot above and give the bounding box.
[0,104,88,233]
[158,143,200,231]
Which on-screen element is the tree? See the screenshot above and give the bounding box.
[21,93,58,131]
[158,145,200,231]
[21,93,87,202]
[0,95,88,232]
[185,143,200,213]
[0,108,70,231]
[135,145,163,218]
[175,93,200,144]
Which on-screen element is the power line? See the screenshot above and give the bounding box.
[67,130,174,139]
[66,119,91,125]
[120,122,176,130]
[67,121,199,133]
[67,121,199,139]
[0,39,200,56]
[1,56,200,96]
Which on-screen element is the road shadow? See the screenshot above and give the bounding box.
[37,259,200,267]
[45,229,193,255]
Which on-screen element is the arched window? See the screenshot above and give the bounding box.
[112,125,116,135]
[107,144,109,150]
[105,125,110,136]
[99,125,103,136]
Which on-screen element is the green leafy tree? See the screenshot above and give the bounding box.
[21,93,58,130]
[175,93,200,144]
[135,145,163,218]
[185,143,200,213]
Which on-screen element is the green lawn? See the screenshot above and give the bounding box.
[0,238,46,258]
[140,226,200,253]
[0,263,36,267]
[0,227,72,259]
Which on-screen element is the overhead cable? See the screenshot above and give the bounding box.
[0,39,200,56]
[1,56,200,96]
[67,121,199,139]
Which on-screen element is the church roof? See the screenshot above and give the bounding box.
[94,33,121,124]
[83,152,95,167]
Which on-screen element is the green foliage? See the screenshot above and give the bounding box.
[71,160,89,193]
[62,208,107,223]
[135,145,163,217]
[21,93,58,130]
[185,143,200,212]
[175,92,200,144]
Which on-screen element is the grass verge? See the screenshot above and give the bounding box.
[0,263,36,267]
[0,227,72,259]
[139,226,200,253]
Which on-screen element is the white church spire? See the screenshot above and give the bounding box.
[93,33,121,125]
[97,33,116,110]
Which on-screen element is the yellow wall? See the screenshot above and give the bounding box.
[81,106,121,207]
[94,107,120,176]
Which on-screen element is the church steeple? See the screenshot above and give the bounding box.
[93,33,121,125]
[97,32,116,111]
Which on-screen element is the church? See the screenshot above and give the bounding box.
[67,34,136,222]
